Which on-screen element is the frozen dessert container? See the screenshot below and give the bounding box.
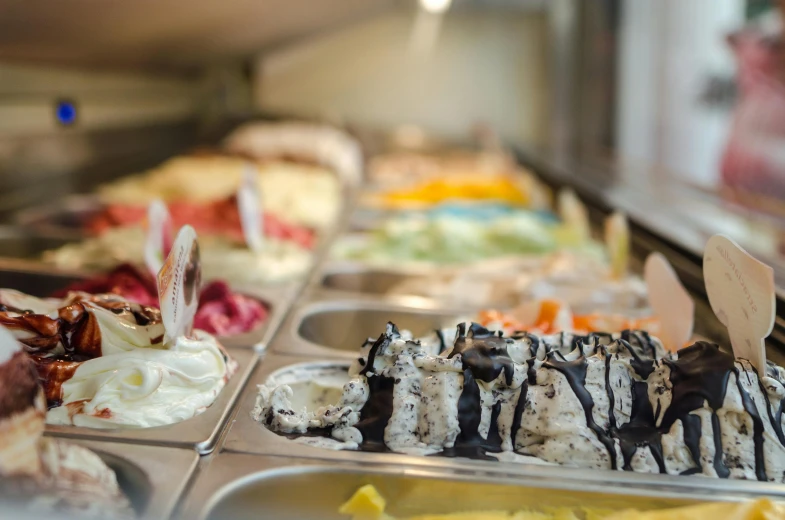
[321,266,428,296]
[16,123,363,237]
[0,264,84,296]
[0,264,290,350]
[13,195,105,239]
[0,226,73,260]
[62,439,197,520]
[183,453,784,520]
[220,353,785,498]
[272,299,470,358]
[320,264,526,308]
[45,347,257,454]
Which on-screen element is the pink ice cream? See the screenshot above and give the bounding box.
[53,264,267,336]
[86,195,316,249]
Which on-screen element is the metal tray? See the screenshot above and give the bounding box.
[321,266,425,296]
[319,263,525,308]
[269,298,472,359]
[181,454,781,520]
[0,264,294,350]
[45,347,257,454]
[61,439,198,520]
[14,195,102,239]
[0,226,74,260]
[221,353,785,498]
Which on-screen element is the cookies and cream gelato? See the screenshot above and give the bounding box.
[256,320,785,482]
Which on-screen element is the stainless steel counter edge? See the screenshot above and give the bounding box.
[61,438,199,520]
[44,347,258,454]
[220,352,785,497]
[180,453,783,520]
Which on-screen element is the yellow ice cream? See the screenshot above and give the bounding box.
[369,174,532,209]
[339,485,583,520]
[603,500,784,520]
[339,485,785,520]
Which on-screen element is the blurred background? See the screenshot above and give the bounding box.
[1,0,784,277]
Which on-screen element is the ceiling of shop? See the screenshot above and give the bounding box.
[0,0,396,71]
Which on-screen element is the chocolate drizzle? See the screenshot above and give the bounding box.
[735,367,767,481]
[613,381,666,473]
[660,342,735,478]
[0,293,162,408]
[31,356,81,408]
[355,323,401,452]
[449,322,515,385]
[354,375,395,452]
[542,348,619,469]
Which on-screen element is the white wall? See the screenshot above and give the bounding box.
[255,8,548,145]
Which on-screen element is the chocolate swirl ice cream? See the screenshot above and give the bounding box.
[256,321,785,482]
[0,289,235,428]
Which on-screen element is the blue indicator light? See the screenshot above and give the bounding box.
[55,100,77,126]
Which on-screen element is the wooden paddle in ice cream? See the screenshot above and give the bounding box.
[704,234,776,373]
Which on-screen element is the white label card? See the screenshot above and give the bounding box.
[144,199,173,277]
[558,189,591,242]
[704,234,775,373]
[605,212,629,280]
[237,164,264,252]
[644,252,694,352]
[158,225,202,344]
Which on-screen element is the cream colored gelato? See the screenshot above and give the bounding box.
[43,226,313,286]
[97,155,341,230]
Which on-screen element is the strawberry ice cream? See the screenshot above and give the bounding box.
[86,195,315,250]
[53,264,268,336]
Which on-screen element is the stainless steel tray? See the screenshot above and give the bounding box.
[318,263,524,308]
[14,195,102,239]
[0,263,293,350]
[181,454,780,520]
[61,439,198,520]
[0,226,74,260]
[269,297,472,359]
[45,347,257,454]
[221,353,785,498]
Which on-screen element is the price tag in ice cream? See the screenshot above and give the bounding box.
[144,199,173,277]
[605,212,629,280]
[704,235,775,373]
[559,189,591,243]
[158,225,202,343]
[644,252,694,352]
[237,164,264,252]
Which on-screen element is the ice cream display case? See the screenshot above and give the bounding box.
[4,1,785,519]
[3,139,785,517]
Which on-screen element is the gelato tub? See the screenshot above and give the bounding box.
[182,453,781,520]
[254,318,785,484]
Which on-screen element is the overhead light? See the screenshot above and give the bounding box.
[419,0,452,14]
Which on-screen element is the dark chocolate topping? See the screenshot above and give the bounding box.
[449,322,516,385]
[0,294,162,410]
